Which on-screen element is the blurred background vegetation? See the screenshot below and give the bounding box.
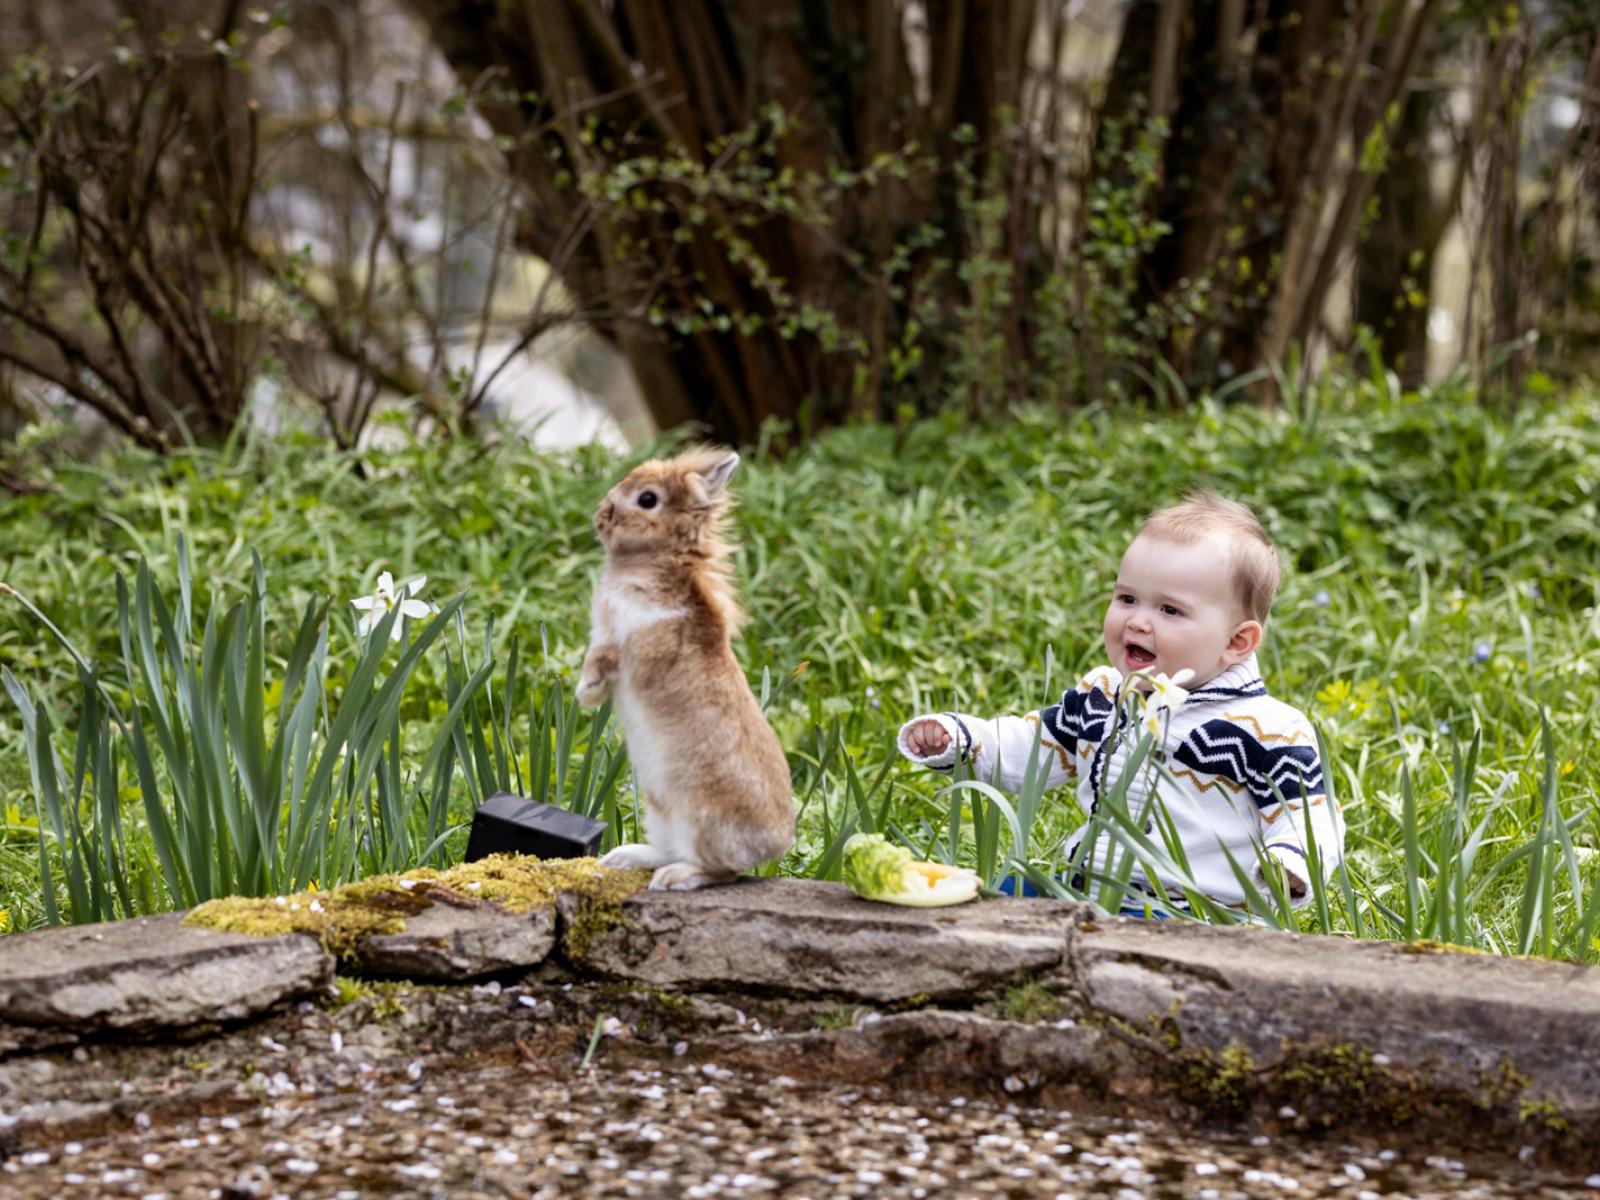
[0,0,1595,457]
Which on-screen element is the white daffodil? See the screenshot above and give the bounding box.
[1139,667,1195,738]
[350,571,437,641]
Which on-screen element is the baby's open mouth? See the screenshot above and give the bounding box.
[1125,643,1156,669]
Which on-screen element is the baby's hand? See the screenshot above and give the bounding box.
[904,718,952,758]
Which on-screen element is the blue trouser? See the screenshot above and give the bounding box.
[996,873,1174,918]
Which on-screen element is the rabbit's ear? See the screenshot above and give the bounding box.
[696,450,740,499]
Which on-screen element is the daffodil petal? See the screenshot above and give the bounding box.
[350,596,376,611]
[375,571,396,595]
[399,599,432,619]
[403,575,427,595]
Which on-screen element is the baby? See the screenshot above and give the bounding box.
[899,490,1342,908]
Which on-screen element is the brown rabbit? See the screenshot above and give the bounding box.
[577,446,794,890]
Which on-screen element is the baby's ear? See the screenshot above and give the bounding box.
[696,450,740,500]
[1227,619,1264,662]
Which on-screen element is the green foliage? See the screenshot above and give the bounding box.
[1045,108,1212,406]
[569,100,1206,428]
[2,541,483,923]
[1,365,1598,959]
[447,624,633,851]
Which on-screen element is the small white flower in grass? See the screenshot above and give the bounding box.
[350,571,437,641]
[1139,668,1194,737]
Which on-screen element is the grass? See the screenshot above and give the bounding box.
[1,363,1598,958]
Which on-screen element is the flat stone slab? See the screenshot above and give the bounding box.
[0,914,331,1053]
[560,876,1085,1001]
[1067,917,1600,1108]
[355,898,556,979]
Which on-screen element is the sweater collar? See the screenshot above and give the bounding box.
[1183,654,1267,702]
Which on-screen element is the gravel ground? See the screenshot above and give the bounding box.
[3,980,1597,1199]
[6,1057,1597,1197]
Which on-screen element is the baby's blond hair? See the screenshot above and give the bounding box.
[1138,490,1280,624]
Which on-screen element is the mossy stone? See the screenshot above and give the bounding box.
[183,854,652,964]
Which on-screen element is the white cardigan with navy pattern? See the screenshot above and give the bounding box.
[896,656,1343,908]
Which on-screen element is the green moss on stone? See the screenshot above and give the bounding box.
[1000,978,1066,1024]
[1155,1023,1561,1146]
[563,890,632,960]
[322,975,410,1020]
[183,854,652,963]
[439,854,650,915]
[184,874,429,957]
[1519,1098,1569,1132]
[1172,1042,1257,1117]
[813,1003,866,1030]
[1399,939,1489,956]
[600,980,691,1012]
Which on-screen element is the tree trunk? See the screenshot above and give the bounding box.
[406,0,1039,444]
[1100,0,1350,385]
[1354,83,1438,389]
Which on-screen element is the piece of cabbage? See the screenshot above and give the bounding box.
[842,833,980,907]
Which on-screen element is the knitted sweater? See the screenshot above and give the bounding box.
[896,656,1342,908]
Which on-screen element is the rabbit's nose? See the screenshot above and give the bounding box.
[594,500,615,529]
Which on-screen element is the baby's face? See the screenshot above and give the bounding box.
[1102,533,1259,688]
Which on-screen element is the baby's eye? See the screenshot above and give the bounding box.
[1160,604,1183,617]
[1116,593,1136,605]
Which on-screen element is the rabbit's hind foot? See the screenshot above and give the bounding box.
[599,842,670,871]
[649,861,737,891]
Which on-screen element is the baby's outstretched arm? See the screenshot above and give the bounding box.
[896,705,1079,792]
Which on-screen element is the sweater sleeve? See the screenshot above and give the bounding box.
[896,673,1113,793]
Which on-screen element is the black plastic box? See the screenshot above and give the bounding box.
[463,792,609,862]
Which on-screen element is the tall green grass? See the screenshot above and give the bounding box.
[1,365,1598,958]
[1,539,488,921]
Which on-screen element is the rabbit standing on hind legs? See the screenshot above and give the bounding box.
[578,446,794,891]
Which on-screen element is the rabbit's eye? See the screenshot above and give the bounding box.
[636,491,658,510]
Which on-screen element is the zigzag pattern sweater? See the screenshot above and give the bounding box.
[896,656,1343,908]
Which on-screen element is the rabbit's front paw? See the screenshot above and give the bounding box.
[576,645,619,708]
[576,674,609,707]
[600,842,669,871]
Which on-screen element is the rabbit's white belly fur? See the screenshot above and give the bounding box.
[642,787,699,863]
[612,685,698,862]
[591,584,703,863]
